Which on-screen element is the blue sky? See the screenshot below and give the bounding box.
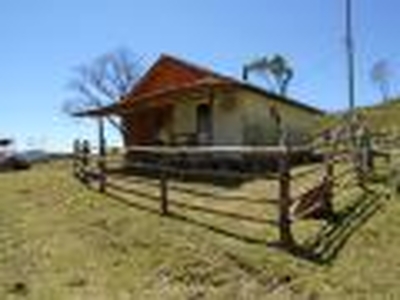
[0,0,398,152]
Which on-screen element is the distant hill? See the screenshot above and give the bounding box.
[316,99,400,135]
[19,150,70,162]
[19,150,49,162]
[358,99,400,133]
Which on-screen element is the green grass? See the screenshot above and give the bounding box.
[0,159,398,299]
[316,99,400,135]
[359,99,400,133]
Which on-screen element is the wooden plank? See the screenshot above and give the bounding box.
[278,146,294,247]
[291,164,322,180]
[291,132,334,220]
[98,117,107,193]
[160,155,169,215]
[290,180,333,220]
[81,140,91,185]
[119,161,279,181]
[125,145,311,156]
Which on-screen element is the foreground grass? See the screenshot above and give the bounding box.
[0,160,398,299]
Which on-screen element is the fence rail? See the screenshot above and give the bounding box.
[124,145,311,155]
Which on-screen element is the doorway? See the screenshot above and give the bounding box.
[196,103,212,144]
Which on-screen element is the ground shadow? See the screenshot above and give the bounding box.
[106,180,278,226]
[87,169,388,266]
[109,166,250,188]
[109,172,278,205]
[107,162,282,189]
[288,186,387,265]
[102,184,267,246]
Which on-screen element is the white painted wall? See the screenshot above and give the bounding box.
[212,91,243,145]
[239,90,318,145]
[172,98,197,135]
[168,88,319,146]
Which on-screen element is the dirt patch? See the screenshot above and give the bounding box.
[8,281,29,296]
[66,277,87,288]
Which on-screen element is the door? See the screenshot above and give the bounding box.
[196,103,212,145]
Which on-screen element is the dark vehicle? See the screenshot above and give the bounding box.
[0,139,30,171]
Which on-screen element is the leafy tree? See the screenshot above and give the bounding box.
[267,55,294,96]
[370,59,393,103]
[243,54,294,96]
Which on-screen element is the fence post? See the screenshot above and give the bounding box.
[388,151,394,199]
[355,126,368,190]
[357,125,373,179]
[81,140,91,185]
[278,139,294,248]
[160,153,169,215]
[322,131,334,218]
[72,139,80,179]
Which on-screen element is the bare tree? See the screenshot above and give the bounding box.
[370,59,393,103]
[64,48,143,134]
[242,54,294,96]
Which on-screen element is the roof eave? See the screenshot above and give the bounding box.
[238,82,325,115]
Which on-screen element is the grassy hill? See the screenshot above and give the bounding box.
[0,157,398,299]
[317,99,400,135]
[1,100,400,299]
[358,99,400,133]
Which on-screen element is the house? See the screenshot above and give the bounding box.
[78,54,323,148]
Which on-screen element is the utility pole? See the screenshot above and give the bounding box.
[346,0,362,176]
[345,0,356,126]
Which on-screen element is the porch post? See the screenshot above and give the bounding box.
[208,87,215,144]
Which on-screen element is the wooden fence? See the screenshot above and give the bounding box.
[72,126,391,250]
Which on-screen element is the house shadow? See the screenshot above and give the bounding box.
[109,171,278,205]
[107,150,318,189]
[108,165,255,188]
[287,186,387,265]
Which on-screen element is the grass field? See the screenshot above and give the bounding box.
[0,159,398,299]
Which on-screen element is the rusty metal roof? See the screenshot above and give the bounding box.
[74,54,324,117]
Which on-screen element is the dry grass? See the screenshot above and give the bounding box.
[0,158,397,299]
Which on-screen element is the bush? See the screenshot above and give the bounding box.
[0,155,30,171]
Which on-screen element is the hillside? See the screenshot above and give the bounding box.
[0,158,398,299]
[359,99,400,133]
[317,99,400,134]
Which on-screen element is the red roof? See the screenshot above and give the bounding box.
[126,54,221,98]
[76,54,324,116]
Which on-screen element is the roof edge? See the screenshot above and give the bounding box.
[75,53,325,117]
